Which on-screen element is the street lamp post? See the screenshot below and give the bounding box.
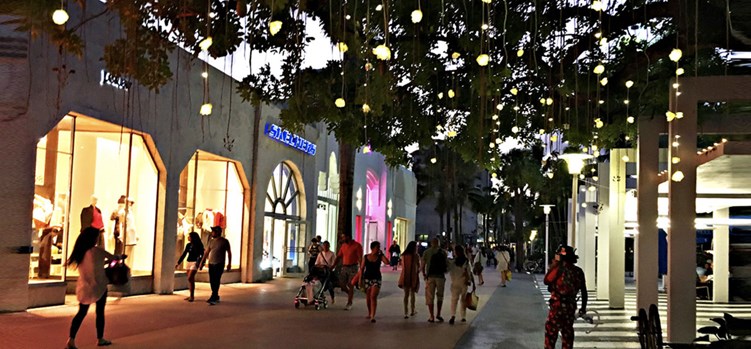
[559,153,592,249]
[540,204,555,274]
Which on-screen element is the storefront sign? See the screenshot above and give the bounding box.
[264,123,317,156]
[99,70,132,90]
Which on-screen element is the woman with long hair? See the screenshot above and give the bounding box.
[176,231,204,302]
[448,244,473,324]
[398,241,420,319]
[359,240,390,323]
[66,227,115,349]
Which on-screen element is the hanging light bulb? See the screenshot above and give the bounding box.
[451,52,461,60]
[375,4,383,11]
[447,130,457,138]
[476,54,490,66]
[269,20,283,35]
[335,98,346,108]
[625,80,634,88]
[550,134,558,142]
[201,71,209,78]
[671,157,681,164]
[591,1,604,12]
[199,37,213,51]
[411,9,423,23]
[669,48,683,62]
[495,137,502,144]
[373,44,391,60]
[200,103,213,116]
[593,64,605,75]
[671,170,685,182]
[627,116,635,123]
[448,89,455,98]
[513,106,520,111]
[511,126,520,133]
[482,0,492,3]
[517,49,524,57]
[337,42,349,53]
[592,175,599,181]
[363,145,372,154]
[624,100,630,105]
[489,142,496,149]
[491,114,499,120]
[362,103,371,114]
[546,97,554,106]
[539,98,547,105]
[539,129,546,135]
[622,155,630,162]
[666,111,676,122]
[676,68,685,76]
[599,37,608,46]
[496,103,504,111]
[676,112,684,119]
[588,185,597,192]
[594,118,604,128]
[430,157,437,164]
[437,92,444,99]
[600,77,609,86]
[510,88,518,95]
[52,8,69,25]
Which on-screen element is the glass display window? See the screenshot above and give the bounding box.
[29,114,160,283]
[262,162,307,277]
[176,151,246,271]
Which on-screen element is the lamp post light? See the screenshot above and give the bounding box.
[559,153,592,249]
[541,204,555,274]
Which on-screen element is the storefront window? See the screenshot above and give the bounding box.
[30,115,159,282]
[263,162,306,277]
[176,152,245,271]
[394,218,409,250]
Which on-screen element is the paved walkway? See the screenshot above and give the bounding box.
[0,268,548,349]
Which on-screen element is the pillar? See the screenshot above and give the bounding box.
[666,80,697,343]
[636,116,661,312]
[567,198,573,246]
[712,208,729,303]
[579,187,597,291]
[596,163,610,301]
[153,169,178,294]
[608,149,627,309]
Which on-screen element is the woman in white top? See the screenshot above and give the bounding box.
[66,227,115,349]
[496,245,511,287]
[448,245,474,325]
[473,247,489,285]
[314,241,337,303]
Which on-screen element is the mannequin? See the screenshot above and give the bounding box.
[110,196,126,255]
[123,197,137,259]
[38,226,63,278]
[81,195,105,247]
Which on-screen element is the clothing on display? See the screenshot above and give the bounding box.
[80,205,104,231]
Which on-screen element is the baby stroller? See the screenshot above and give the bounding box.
[294,266,332,310]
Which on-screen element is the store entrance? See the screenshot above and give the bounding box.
[263,162,307,278]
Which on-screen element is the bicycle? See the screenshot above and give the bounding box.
[523,258,544,274]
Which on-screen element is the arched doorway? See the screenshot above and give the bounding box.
[263,162,307,277]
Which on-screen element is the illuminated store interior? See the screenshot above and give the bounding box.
[263,162,307,277]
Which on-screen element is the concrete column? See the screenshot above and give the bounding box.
[666,82,697,343]
[712,208,730,303]
[579,187,597,291]
[608,149,627,309]
[636,116,661,312]
[596,163,610,300]
[153,170,178,294]
[567,198,573,246]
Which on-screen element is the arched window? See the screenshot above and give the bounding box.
[265,162,300,218]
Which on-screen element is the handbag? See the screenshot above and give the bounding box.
[104,258,130,285]
[465,285,479,311]
[504,269,513,281]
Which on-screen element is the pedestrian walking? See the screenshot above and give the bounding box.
[359,241,390,322]
[497,245,511,287]
[176,231,204,302]
[199,226,232,305]
[448,245,473,325]
[473,247,488,286]
[543,245,588,349]
[333,233,363,310]
[398,241,420,319]
[388,240,401,271]
[314,241,337,304]
[421,237,448,323]
[65,227,115,349]
[307,238,320,272]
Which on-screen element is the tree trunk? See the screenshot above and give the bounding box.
[337,142,355,244]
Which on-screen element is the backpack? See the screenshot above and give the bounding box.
[554,266,579,298]
[428,250,448,276]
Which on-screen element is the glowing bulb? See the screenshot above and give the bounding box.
[511,126,519,133]
[447,130,457,138]
[496,137,502,144]
[593,64,605,75]
[539,129,546,135]
[269,20,283,35]
[362,103,371,114]
[666,111,676,122]
[676,68,685,76]
[201,71,208,78]
[594,119,604,128]
[550,135,558,142]
[676,112,684,119]
[592,176,599,181]
[448,89,455,98]
[510,88,518,95]
[373,44,391,60]
[627,116,635,123]
[199,37,213,51]
[671,157,681,164]
[672,82,680,89]
[492,114,499,120]
[540,98,547,105]
[452,52,461,60]
[437,92,444,99]
[200,103,213,116]
[625,80,634,88]
[430,157,437,164]
[672,141,680,147]
[581,202,588,208]
[363,145,371,154]
[624,100,630,105]
[476,54,490,66]
[625,136,630,141]
[491,172,498,178]
[482,0,492,3]
[669,48,682,62]
[481,24,489,30]
[513,106,520,111]
[335,98,346,108]
[600,77,608,86]
[591,1,604,12]
[517,49,524,57]
[489,142,496,148]
[546,97,553,106]
[496,103,504,111]
[411,9,423,23]
[599,37,608,46]
[588,185,596,192]
[337,42,349,53]
[671,170,684,182]
[52,9,69,25]
[622,155,630,162]
[375,4,383,11]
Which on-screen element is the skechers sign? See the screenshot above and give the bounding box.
[264,123,317,156]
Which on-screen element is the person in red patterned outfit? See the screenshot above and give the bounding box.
[543,245,587,349]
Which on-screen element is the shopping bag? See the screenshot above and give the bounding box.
[505,269,513,281]
[465,290,479,311]
[104,258,130,285]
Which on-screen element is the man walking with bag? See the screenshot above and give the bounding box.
[543,245,588,349]
[422,237,448,323]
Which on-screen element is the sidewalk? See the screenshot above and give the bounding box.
[456,273,547,349]
[0,268,520,349]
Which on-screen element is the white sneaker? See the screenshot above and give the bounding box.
[345,304,352,311]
